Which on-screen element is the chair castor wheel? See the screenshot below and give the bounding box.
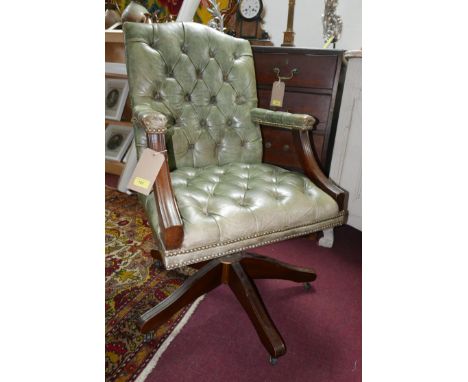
[269,356,278,365]
[154,259,163,269]
[143,331,154,343]
[303,282,311,291]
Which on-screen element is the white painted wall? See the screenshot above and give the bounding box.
[262,0,361,50]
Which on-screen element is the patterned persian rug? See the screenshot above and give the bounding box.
[105,188,199,382]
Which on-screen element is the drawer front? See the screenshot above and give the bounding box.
[261,126,325,170]
[253,53,338,89]
[258,89,331,131]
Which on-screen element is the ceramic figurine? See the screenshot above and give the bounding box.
[105,0,121,29]
[121,1,149,24]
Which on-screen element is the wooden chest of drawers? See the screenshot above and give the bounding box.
[252,47,345,174]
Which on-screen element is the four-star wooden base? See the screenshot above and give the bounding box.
[141,250,317,364]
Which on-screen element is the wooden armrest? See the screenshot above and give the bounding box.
[138,112,184,250]
[292,129,346,211]
[253,107,346,210]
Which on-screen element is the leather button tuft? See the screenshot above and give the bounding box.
[188,143,195,149]
[210,95,217,104]
[226,118,232,126]
[181,45,187,53]
[153,91,161,100]
[209,49,215,58]
[184,93,191,102]
[200,119,207,127]
[236,96,245,104]
[240,140,245,147]
[196,69,203,79]
[223,74,229,82]
[233,53,239,59]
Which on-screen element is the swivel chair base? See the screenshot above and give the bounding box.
[140,250,317,362]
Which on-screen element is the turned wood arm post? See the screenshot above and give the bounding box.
[251,108,346,211]
[139,113,184,250]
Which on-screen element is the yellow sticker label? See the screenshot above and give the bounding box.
[133,177,150,189]
[271,99,282,107]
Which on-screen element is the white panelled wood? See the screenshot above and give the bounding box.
[329,50,362,230]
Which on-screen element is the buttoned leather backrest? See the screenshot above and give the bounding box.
[124,22,263,168]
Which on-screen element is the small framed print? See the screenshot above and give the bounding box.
[105,124,134,162]
[105,78,129,120]
[122,140,134,163]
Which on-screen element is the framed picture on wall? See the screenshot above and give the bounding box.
[105,124,134,162]
[105,78,129,120]
[122,140,133,163]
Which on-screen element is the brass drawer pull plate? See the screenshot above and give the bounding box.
[273,67,298,82]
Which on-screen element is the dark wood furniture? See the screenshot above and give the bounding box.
[224,0,273,46]
[252,46,346,175]
[144,119,184,250]
[144,250,316,364]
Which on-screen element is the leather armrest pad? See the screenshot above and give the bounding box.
[251,108,315,131]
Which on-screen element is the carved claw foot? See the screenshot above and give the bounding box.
[318,228,334,248]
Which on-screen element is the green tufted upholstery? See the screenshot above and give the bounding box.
[124,22,345,270]
[125,22,262,169]
[141,163,344,269]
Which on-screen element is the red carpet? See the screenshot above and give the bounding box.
[145,225,361,382]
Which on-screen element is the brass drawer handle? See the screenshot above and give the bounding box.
[273,67,298,81]
[265,141,272,149]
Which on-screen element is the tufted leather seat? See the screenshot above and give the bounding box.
[142,162,343,269]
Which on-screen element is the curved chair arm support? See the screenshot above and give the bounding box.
[135,111,184,250]
[252,108,345,211]
[251,107,315,131]
[292,129,346,210]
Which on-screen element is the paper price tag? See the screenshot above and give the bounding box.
[127,148,165,195]
[270,81,285,108]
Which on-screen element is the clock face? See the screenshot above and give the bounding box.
[239,0,262,21]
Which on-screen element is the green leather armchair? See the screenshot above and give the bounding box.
[123,21,346,364]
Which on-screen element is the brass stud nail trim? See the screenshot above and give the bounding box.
[163,213,346,269]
